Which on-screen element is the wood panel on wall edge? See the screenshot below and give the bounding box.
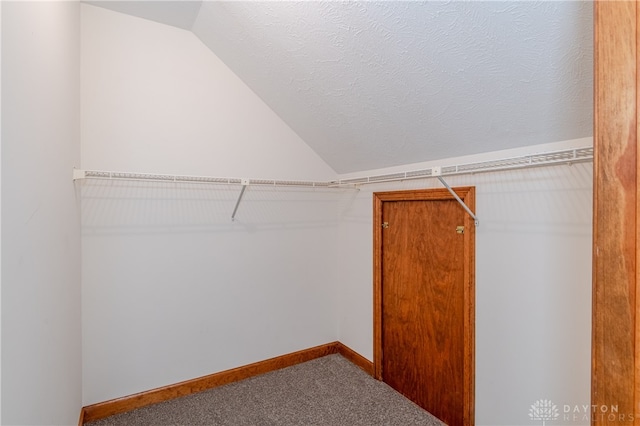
[592,1,639,424]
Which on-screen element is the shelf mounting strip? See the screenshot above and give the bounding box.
[73,146,593,221]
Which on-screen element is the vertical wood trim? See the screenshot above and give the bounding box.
[373,193,384,380]
[463,188,476,426]
[634,3,640,422]
[637,4,640,422]
[593,1,638,424]
[373,187,475,426]
[633,2,640,420]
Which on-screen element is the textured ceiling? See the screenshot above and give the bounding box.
[87,1,593,174]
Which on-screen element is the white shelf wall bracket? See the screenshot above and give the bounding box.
[231,179,250,221]
[436,176,479,227]
[72,168,86,181]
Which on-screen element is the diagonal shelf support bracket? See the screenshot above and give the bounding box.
[231,180,249,221]
[437,176,479,227]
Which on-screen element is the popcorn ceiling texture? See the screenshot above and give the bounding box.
[89,1,593,174]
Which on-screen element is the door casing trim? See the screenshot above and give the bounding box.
[373,187,476,426]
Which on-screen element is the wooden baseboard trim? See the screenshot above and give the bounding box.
[78,407,85,426]
[80,341,372,424]
[336,342,374,376]
[82,342,340,423]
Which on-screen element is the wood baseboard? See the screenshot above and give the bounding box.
[78,407,85,426]
[81,341,370,424]
[336,341,374,375]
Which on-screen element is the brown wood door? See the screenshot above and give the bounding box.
[374,188,475,426]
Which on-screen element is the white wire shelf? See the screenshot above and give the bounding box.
[335,146,593,186]
[73,169,333,188]
[73,146,593,189]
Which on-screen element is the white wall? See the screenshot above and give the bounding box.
[81,4,335,181]
[80,4,342,405]
[1,2,82,425]
[337,138,593,426]
[81,6,592,425]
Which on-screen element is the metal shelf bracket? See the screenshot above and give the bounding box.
[437,176,479,227]
[231,179,250,221]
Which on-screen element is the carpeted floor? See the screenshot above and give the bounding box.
[86,354,445,426]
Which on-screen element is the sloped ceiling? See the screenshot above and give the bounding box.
[85,0,202,30]
[87,1,593,174]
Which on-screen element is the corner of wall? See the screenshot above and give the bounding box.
[1,1,82,424]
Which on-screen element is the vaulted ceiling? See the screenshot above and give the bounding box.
[87,1,593,174]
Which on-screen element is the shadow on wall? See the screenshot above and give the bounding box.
[79,179,357,235]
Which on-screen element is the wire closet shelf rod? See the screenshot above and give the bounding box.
[73,146,593,188]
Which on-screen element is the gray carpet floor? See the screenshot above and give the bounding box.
[86,354,445,426]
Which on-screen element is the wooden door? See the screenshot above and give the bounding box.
[374,188,475,426]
